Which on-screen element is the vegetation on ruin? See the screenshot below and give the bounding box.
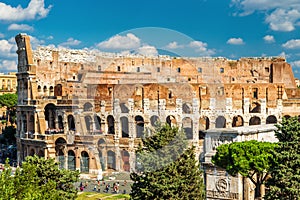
[0,155,79,200]
[265,116,300,199]
[130,123,205,200]
[0,93,17,125]
[212,140,276,199]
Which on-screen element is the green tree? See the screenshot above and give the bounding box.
[0,155,79,200]
[0,93,17,125]
[212,140,276,199]
[130,123,205,200]
[265,116,300,199]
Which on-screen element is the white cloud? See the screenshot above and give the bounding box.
[189,41,215,56]
[0,39,17,58]
[136,45,158,56]
[231,0,300,32]
[282,39,300,49]
[165,41,184,49]
[47,35,54,40]
[278,51,289,58]
[0,0,52,21]
[59,38,81,48]
[227,38,245,45]
[8,23,34,31]
[0,60,17,71]
[263,35,275,43]
[97,33,141,50]
[265,8,300,31]
[291,60,300,68]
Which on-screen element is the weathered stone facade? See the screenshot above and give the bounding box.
[14,32,300,182]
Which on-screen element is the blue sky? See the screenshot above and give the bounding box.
[1,0,300,78]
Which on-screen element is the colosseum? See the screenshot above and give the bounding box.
[14,33,300,178]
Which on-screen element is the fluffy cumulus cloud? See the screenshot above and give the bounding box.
[0,0,52,21]
[8,23,34,31]
[59,38,81,48]
[189,41,215,56]
[282,39,300,49]
[263,35,275,43]
[231,0,300,31]
[165,41,184,49]
[97,33,141,50]
[291,60,300,68]
[226,37,245,45]
[0,60,17,71]
[0,39,17,58]
[136,45,158,56]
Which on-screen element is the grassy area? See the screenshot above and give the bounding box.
[76,192,130,200]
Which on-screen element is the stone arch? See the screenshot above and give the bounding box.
[107,150,116,170]
[120,116,129,138]
[84,115,93,132]
[216,116,226,128]
[182,103,192,114]
[266,115,277,124]
[135,115,144,138]
[44,103,56,129]
[67,114,75,131]
[37,85,41,93]
[166,115,177,127]
[80,151,89,173]
[232,115,244,127]
[107,115,115,134]
[67,150,76,171]
[150,115,159,127]
[43,86,47,94]
[94,115,101,131]
[54,84,62,96]
[250,102,261,113]
[49,86,54,96]
[58,115,63,130]
[249,116,261,125]
[55,137,66,169]
[121,150,130,172]
[199,116,209,139]
[283,115,291,120]
[182,117,193,139]
[29,149,35,156]
[37,150,44,158]
[83,102,93,112]
[120,103,129,113]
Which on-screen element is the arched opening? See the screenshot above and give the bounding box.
[120,116,129,138]
[121,150,130,172]
[283,115,291,120]
[84,115,93,132]
[37,150,44,158]
[83,102,93,112]
[150,115,159,127]
[29,149,35,156]
[135,115,144,138]
[43,86,47,94]
[182,117,193,139]
[67,115,75,131]
[249,116,261,125]
[120,103,129,113]
[182,103,192,114]
[98,139,106,170]
[44,104,56,129]
[216,116,226,128]
[58,115,64,130]
[37,85,41,93]
[49,86,54,96]
[232,115,244,127]
[107,151,116,170]
[67,150,76,171]
[54,84,62,96]
[250,102,261,113]
[166,115,176,127]
[107,115,115,134]
[55,137,66,169]
[94,115,101,131]
[80,151,89,173]
[199,116,209,139]
[266,115,277,124]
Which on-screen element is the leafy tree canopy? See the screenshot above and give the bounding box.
[265,116,300,199]
[0,155,79,200]
[130,123,205,200]
[212,140,276,198]
[0,93,17,109]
